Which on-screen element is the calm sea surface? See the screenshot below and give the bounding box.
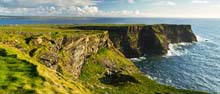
[1,17,220,94]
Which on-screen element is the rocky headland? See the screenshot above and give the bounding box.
[0,24,205,94]
[71,24,197,57]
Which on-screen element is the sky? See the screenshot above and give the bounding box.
[0,0,220,18]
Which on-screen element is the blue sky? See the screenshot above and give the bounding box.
[0,0,219,18]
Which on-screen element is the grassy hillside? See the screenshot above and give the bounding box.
[0,25,96,94]
[0,48,44,94]
[80,48,207,94]
[0,45,90,94]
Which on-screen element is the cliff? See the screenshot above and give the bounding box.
[0,25,205,94]
[71,24,197,58]
[0,26,113,78]
[151,24,197,43]
[34,31,113,78]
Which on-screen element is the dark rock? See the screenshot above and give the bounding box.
[0,48,7,56]
[73,24,197,58]
[99,70,139,86]
[155,24,197,43]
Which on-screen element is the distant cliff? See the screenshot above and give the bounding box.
[72,24,197,58]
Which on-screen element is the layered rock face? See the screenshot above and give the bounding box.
[152,24,198,43]
[0,29,113,78]
[73,24,197,58]
[35,32,113,78]
[73,25,143,57]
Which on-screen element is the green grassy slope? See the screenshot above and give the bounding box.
[80,48,207,94]
[0,49,44,94]
[0,45,90,94]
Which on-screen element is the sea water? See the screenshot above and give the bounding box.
[1,17,220,93]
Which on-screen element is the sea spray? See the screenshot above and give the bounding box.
[165,43,194,57]
[130,56,146,62]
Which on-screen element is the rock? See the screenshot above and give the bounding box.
[73,24,197,58]
[38,32,113,78]
[153,24,198,43]
[0,48,7,56]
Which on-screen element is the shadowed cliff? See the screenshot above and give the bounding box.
[71,24,197,58]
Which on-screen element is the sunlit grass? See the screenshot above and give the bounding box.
[80,48,208,94]
[0,45,90,94]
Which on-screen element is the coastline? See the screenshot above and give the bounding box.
[0,24,208,94]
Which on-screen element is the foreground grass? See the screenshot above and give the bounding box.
[0,52,44,93]
[0,45,90,94]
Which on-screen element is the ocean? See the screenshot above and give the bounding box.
[0,17,220,94]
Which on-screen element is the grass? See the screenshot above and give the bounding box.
[0,52,44,93]
[80,48,208,94]
[0,44,90,94]
[0,25,104,35]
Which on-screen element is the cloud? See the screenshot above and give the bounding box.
[0,0,102,16]
[154,1,176,6]
[0,0,100,8]
[192,0,210,4]
[0,6,100,16]
[128,0,134,4]
[0,5,145,17]
[167,1,176,6]
[0,0,147,17]
[99,10,145,17]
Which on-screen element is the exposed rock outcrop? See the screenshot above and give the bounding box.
[73,24,197,58]
[35,32,113,78]
[151,24,197,43]
[0,29,113,78]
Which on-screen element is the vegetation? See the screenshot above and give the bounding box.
[0,25,208,94]
[80,48,207,94]
[0,45,90,94]
[0,48,44,94]
[0,26,95,94]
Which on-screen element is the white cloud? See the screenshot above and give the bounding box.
[0,6,100,16]
[128,0,134,4]
[167,1,176,6]
[0,0,100,8]
[192,0,210,4]
[0,0,148,17]
[0,0,102,16]
[0,5,146,17]
[154,1,176,6]
[98,10,145,17]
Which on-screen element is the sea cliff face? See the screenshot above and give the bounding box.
[72,24,197,58]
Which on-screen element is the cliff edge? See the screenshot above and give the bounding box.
[72,24,197,58]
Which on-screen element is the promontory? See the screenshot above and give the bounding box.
[0,24,206,94]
